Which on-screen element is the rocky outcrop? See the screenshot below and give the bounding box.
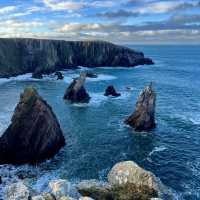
[104,85,121,97]
[55,71,64,80]
[0,38,154,78]
[63,72,90,103]
[0,87,65,164]
[77,161,171,200]
[5,160,171,200]
[125,83,156,131]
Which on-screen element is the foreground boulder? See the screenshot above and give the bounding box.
[125,83,156,131]
[104,86,121,97]
[77,161,171,200]
[55,71,64,80]
[0,87,65,164]
[63,72,90,103]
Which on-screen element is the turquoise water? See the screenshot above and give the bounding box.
[0,45,200,199]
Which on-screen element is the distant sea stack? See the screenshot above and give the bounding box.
[0,38,154,78]
[63,72,90,103]
[0,87,65,164]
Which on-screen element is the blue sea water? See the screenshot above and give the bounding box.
[0,45,200,199]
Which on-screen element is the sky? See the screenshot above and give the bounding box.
[0,0,200,44]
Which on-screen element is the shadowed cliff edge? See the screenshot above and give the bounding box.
[0,38,154,78]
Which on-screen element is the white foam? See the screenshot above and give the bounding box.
[174,113,200,125]
[63,73,117,84]
[0,73,57,85]
[149,146,167,157]
[188,116,200,125]
[89,92,107,107]
[100,66,134,70]
[72,103,89,108]
[87,74,117,82]
[0,105,15,137]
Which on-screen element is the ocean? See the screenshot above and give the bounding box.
[0,45,200,199]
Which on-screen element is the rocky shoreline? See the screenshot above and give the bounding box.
[0,38,154,78]
[5,161,172,200]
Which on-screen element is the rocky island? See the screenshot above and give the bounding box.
[0,38,154,78]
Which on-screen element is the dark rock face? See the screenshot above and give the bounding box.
[104,85,121,97]
[32,69,43,79]
[125,84,156,131]
[0,38,154,78]
[63,72,90,103]
[55,71,64,80]
[0,87,65,164]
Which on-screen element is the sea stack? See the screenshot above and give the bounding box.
[104,85,121,97]
[0,87,65,164]
[125,83,156,131]
[63,72,90,103]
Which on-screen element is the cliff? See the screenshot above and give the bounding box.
[0,38,153,78]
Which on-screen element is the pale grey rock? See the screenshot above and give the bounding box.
[49,179,70,200]
[32,195,45,200]
[5,182,30,200]
[79,197,94,200]
[108,161,158,190]
[59,196,76,200]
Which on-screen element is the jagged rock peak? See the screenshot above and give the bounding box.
[0,87,65,164]
[125,83,156,131]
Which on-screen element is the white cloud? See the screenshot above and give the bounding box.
[42,0,117,11]
[0,6,16,14]
[42,0,84,11]
[58,23,101,32]
[136,1,180,14]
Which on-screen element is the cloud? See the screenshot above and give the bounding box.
[41,0,115,11]
[136,1,180,14]
[127,1,200,14]
[42,0,84,11]
[57,23,101,32]
[0,6,17,14]
[96,9,139,19]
